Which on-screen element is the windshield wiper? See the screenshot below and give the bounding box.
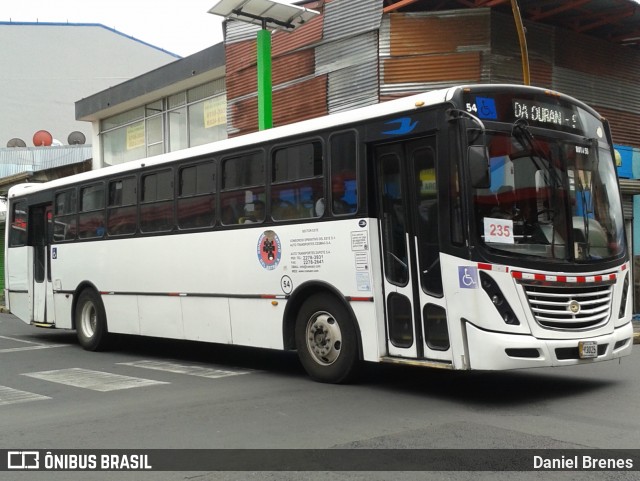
[511,119,563,189]
[511,119,564,257]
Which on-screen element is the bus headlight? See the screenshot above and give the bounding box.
[480,271,520,325]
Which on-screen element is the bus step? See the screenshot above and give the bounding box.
[379,356,453,369]
[31,322,56,328]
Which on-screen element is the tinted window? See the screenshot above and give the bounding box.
[221,152,265,225]
[9,201,27,247]
[54,189,77,241]
[271,142,323,221]
[78,183,105,239]
[178,161,216,229]
[107,177,137,236]
[329,132,357,215]
[140,170,173,232]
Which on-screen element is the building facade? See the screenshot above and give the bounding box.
[0,22,180,149]
[0,22,182,295]
[73,0,640,306]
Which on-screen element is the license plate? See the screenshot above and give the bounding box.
[579,341,598,359]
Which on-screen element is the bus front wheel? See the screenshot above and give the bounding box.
[295,294,359,383]
[75,289,110,351]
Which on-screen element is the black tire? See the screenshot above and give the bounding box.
[295,293,360,383]
[75,289,110,351]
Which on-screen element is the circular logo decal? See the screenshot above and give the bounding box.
[358,219,367,228]
[257,230,281,270]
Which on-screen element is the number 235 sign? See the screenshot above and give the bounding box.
[484,217,514,244]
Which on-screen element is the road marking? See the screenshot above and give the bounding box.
[0,385,51,406]
[0,335,72,353]
[23,368,169,392]
[118,360,253,379]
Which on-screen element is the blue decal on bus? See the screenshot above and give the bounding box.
[475,97,498,119]
[458,266,478,289]
[382,117,418,135]
[257,230,282,270]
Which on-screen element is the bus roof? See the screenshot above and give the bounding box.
[7,84,570,199]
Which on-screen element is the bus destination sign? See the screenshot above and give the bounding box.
[512,99,578,130]
[463,91,586,134]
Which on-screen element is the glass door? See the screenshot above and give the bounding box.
[31,204,54,325]
[374,137,451,361]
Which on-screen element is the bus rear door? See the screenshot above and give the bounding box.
[374,137,452,364]
[29,204,55,325]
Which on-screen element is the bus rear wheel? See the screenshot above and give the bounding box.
[75,289,110,351]
[295,294,359,383]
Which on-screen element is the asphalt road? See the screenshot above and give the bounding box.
[0,312,638,481]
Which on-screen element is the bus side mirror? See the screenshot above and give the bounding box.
[468,145,490,188]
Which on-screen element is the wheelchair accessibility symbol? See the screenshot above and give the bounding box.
[458,266,478,289]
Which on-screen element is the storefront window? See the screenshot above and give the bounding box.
[101,80,226,166]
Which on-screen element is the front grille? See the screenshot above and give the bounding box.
[522,283,613,330]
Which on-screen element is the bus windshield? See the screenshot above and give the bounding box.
[471,126,625,262]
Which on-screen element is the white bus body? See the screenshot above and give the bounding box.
[5,85,633,382]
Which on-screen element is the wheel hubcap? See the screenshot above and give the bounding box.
[306,312,342,366]
[80,302,97,338]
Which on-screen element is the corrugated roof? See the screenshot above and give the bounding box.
[0,145,92,178]
[383,0,640,49]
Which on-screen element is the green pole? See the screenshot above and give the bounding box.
[256,28,273,130]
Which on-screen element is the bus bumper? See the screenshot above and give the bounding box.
[464,321,634,370]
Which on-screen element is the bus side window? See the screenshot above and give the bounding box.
[329,131,357,215]
[140,170,174,233]
[78,183,105,239]
[221,152,265,226]
[9,201,27,247]
[53,189,77,241]
[271,141,323,221]
[107,177,137,236]
[177,161,216,229]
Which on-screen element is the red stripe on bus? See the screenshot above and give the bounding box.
[347,297,374,302]
[511,272,617,283]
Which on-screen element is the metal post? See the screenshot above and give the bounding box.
[510,0,530,86]
[257,25,273,130]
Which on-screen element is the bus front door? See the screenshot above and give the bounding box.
[374,138,451,363]
[30,204,55,325]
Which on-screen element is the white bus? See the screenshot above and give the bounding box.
[4,84,633,383]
